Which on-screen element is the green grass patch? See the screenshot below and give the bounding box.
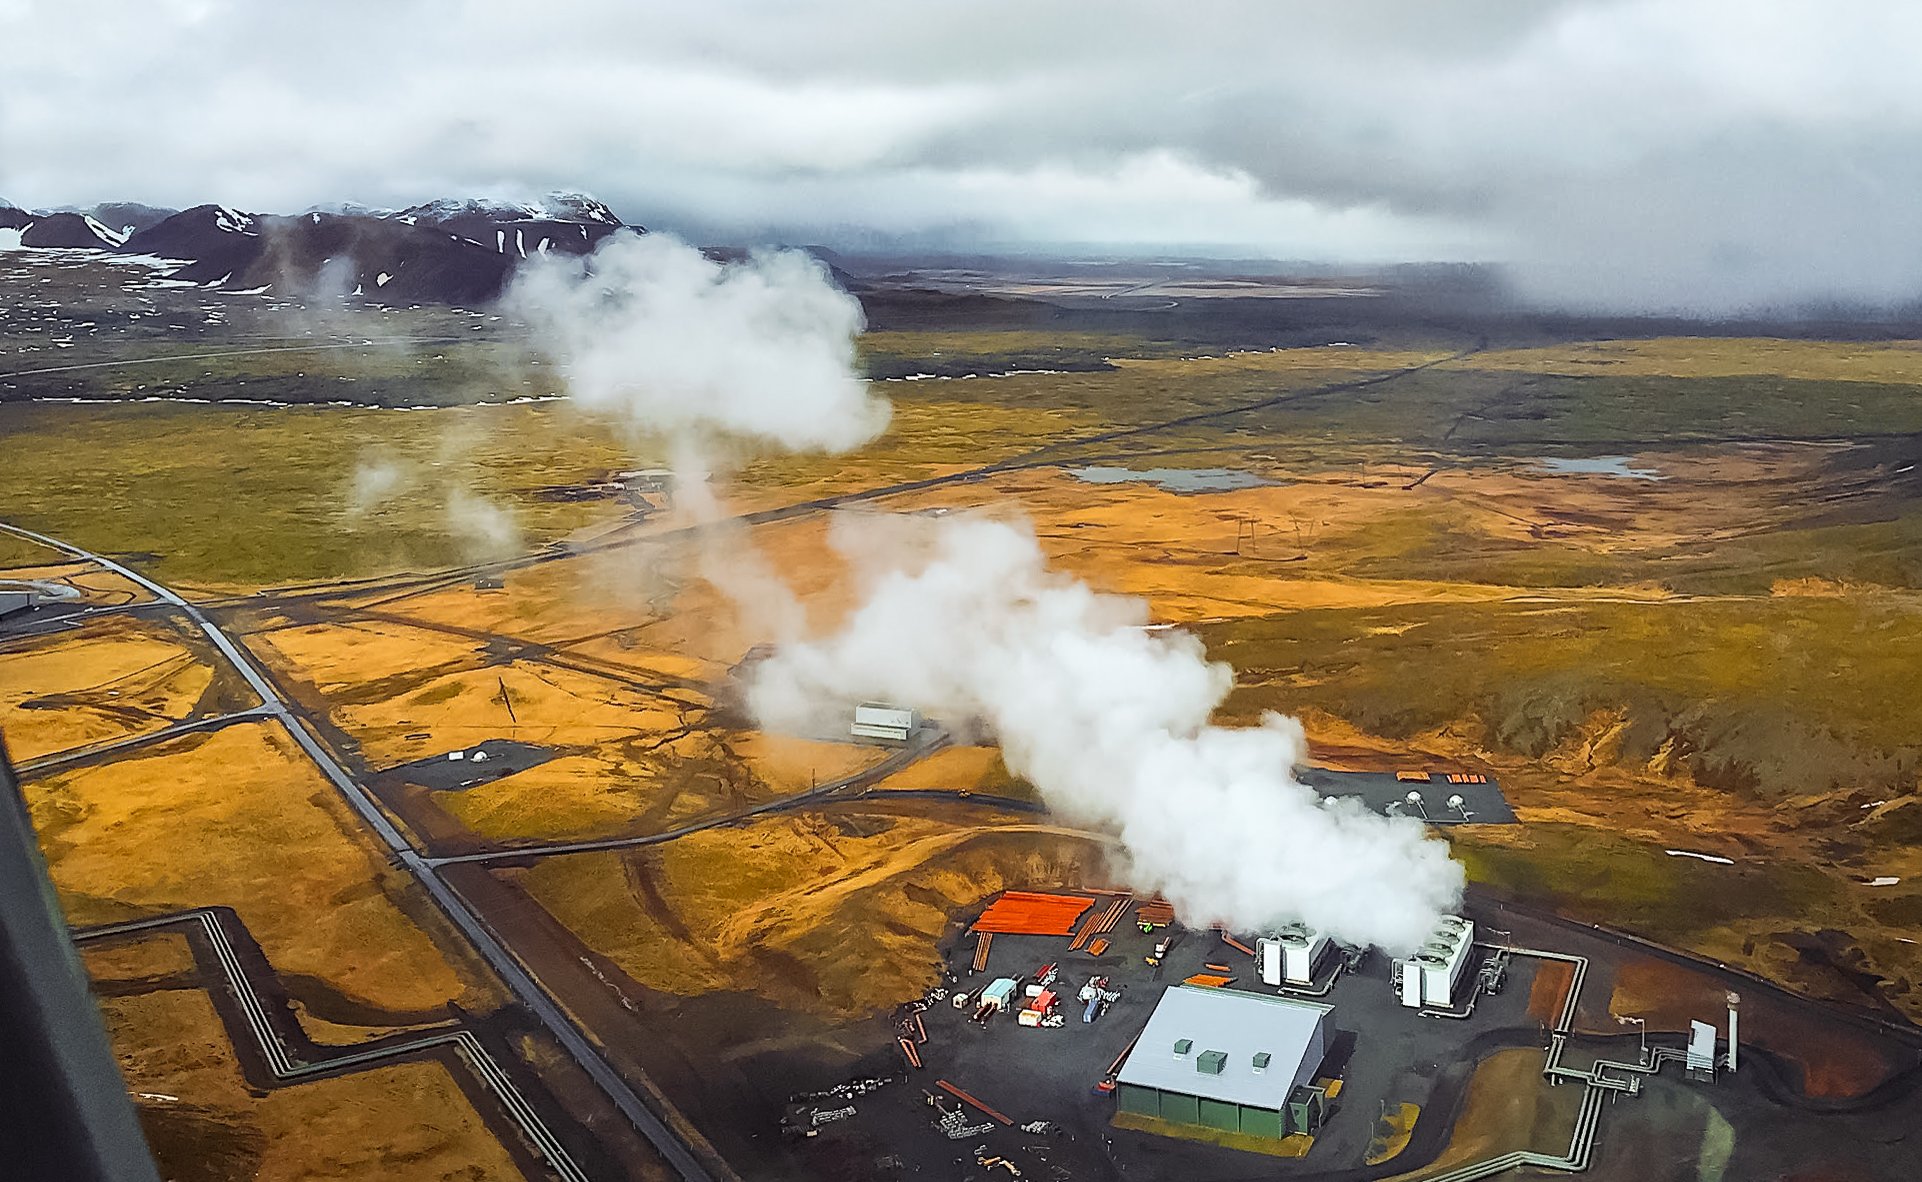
[1450,823,1840,940]
[0,400,635,587]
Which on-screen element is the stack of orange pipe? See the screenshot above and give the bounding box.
[971,891,1094,937]
[1135,899,1175,927]
[972,932,994,972]
[1071,894,1131,949]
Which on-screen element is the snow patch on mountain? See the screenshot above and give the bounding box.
[83,215,129,246]
[213,206,257,234]
[391,191,623,226]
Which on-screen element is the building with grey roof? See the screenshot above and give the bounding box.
[1115,985,1334,1140]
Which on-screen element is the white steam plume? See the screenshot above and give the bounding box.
[346,458,407,515]
[445,486,524,559]
[747,512,1463,954]
[505,232,890,456]
[506,229,1462,951]
[345,455,523,562]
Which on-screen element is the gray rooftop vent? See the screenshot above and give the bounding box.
[1197,1050,1227,1075]
[1173,1038,1193,1058]
[1252,1052,1272,1074]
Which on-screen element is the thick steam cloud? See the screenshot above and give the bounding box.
[748,512,1463,954]
[506,233,889,455]
[507,229,1462,952]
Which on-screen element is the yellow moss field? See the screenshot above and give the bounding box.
[437,732,887,843]
[870,745,1025,794]
[511,813,1112,1017]
[361,549,663,649]
[103,988,522,1182]
[247,619,487,700]
[1394,1049,1581,1180]
[82,931,197,983]
[29,721,487,1015]
[0,615,215,761]
[332,659,702,768]
[733,732,891,791]
[436,752,662,842]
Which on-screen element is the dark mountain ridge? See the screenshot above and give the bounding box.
[15,192,642,305]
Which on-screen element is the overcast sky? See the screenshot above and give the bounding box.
[4,0,1921,309]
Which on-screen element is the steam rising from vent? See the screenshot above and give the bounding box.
[505,233,889,455]
[510,231,1463,953]
[747,513,1464,954]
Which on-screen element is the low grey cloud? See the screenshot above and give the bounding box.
[3,0,1919,309]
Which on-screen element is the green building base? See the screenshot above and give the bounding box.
[1112,1110,1314,1158]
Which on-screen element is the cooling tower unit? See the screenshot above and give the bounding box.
[1258,924,1332,987]
[1394,916,1476,1008]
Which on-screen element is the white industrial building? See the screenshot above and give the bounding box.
[850,702,918,743]
[1394,915,1476,1009]
[1115,985,1334,1139]
[1257,923,1333,988]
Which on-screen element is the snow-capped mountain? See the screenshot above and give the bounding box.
[303,200,396,219]
[391,191,622,227]
[49,202,178,236]
[6,190,642,305]
[123,204,261,263]
[18,212,127,248]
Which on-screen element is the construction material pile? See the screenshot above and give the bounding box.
[971,892,1093,937]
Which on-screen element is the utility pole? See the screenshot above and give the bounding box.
[1726,992,1740,1072]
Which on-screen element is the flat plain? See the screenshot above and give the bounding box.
[7,245,1922,1179]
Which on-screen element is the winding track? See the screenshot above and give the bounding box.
[0,519,723,1182]
[16,704,276,777]
[78,907,590,1182]
[427,730,946,867]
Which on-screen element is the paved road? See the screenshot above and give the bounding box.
[0,520,722,1182]
[16,704,276,777]
[427,731,947,868]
